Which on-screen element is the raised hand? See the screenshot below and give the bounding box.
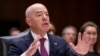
[69,32,92,55]
[25,35,41,56]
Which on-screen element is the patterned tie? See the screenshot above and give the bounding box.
[40,38,48,56]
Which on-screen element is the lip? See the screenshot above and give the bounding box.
[42,22,49,26]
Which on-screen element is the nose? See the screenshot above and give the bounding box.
[42,14,47,20]
[90,35,94,38]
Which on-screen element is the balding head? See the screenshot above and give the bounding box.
[25,3,50,36]
[25,3,47,18]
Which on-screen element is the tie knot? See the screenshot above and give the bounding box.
[40,38,46,44]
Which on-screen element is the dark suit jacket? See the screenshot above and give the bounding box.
[0,39,3,56]
[8,32,77,56]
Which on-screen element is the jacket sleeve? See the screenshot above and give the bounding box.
[65,46,78,56]
[60,38,78,56]
[8,40,23,56]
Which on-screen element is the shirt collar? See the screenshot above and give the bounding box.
[31,31,48,40]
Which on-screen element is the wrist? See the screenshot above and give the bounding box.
[77,53,87,56]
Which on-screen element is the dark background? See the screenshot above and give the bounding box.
[0,0,100,56]
[0,0,100,36]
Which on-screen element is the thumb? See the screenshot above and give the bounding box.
[69,43,76,49]
[36,41,40,49]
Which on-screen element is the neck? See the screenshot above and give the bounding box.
[31,29,46,37]
[89,45,94,52]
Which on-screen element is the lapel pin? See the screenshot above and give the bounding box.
[54,42,57,45]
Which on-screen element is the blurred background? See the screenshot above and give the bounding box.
[0,0,100,56]
[0,0,99,36]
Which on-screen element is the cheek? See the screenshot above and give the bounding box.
[94,35,97,40]
[91,36,97,44]
[31,20,37,27]
[65,35,71,40]
[72,36,76,40]
[94,36,97,42]
[64,34,69,37]
[26,19,33,27]
[34,22,41,28]
[33,19,41,26]
[35,20,42,25]
[30,21,33,26]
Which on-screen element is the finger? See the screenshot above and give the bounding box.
[30,40,40,50]
[78,32,82,42]
[82,32,90,42]
[33,41,40,49]
[31,35,41,46]
[28,41,40,56]
[26,37,41,56]
[69,43,76,50]
[35,35,41,41]
[36,41,40,48]
[32,42,40,54]
[82,32,87,41]
[87,37,92,45]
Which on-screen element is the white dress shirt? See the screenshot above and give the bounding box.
[21,31,49,56]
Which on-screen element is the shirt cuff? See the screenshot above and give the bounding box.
[20,52,26,56]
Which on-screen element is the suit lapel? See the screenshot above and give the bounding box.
[48,34,57,56]
[24,32,34,48]
[24,32,41,56]
[24,32,58,56]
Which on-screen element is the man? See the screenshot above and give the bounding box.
[8,3,92,56]
[62,26,77,44]
[9,27,21,36]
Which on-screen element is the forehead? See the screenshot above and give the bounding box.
[66,28,75,31]
[64,28,76,34]
[85,26,97,32]
[25,4,48,17]
[31,4,48,13]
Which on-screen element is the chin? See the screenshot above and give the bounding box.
[42,29,49,32]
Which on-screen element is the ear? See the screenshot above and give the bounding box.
[25,18,32,26]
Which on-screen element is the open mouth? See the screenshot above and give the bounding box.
[43,22,49,26]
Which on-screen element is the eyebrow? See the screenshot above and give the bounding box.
[35,11,48,14]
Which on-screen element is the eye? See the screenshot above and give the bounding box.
[36,13,42,17]
[73,34,76,36]
[45,13,49,16]
[93,32,97,35]
[86,32,91,35]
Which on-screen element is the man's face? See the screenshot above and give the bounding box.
[63,28,76,43]
[26,5,50,33]
[10,30,20,36]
